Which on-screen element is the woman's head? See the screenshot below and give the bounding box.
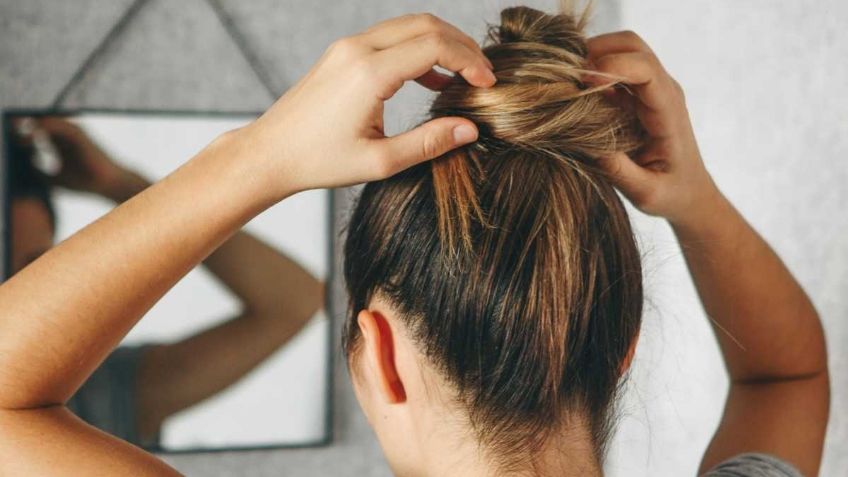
[343,3,644,473]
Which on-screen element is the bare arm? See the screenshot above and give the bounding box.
[0,135,264,475]
[90,169,326,439]
[0,14,492,475]
[13,119,327,441]
[587,31,828,477]
[135,231,325,439]
[673,192,828,476]
[100,171,324,327]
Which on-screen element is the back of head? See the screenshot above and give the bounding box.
[344,1,644,468]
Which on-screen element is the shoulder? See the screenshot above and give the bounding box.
[703,453,805,477]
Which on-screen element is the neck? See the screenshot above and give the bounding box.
[413,409,603,477]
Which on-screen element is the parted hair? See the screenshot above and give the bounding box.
[343,1,645,467]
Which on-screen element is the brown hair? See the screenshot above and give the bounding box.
[343,2,644,468]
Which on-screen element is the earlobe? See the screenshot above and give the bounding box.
[357,310,407,404]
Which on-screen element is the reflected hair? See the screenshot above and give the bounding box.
[343,1,644,468]
[7,136,56,229]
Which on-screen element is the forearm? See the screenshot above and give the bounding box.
[671,188,827,382]
[203,231,324,318]
[103,166,322,316]
[0,130,280,410]
[106,169,323,317]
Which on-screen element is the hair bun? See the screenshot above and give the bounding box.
[430,5,643,162]
[495,5,588,56]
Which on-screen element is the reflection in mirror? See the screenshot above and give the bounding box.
[4,112,331,451]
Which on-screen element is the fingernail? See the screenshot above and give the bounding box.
[453,124,477,144]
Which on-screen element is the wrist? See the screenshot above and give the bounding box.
[203,127,292,208]
[667,181,731,236]
[224,123,298,202]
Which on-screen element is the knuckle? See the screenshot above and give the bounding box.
[413,12,442,30]
[371,150,397,177]
[326,38,345,53]
[637,51,667,78]
[621,30,648,50]
[327,36,359,59]
[351,56,373,75]
[639,51,662,69]
[421,131,448,159]
[620,30,639,42]
[345,55,376,85]
[421,31,447,50]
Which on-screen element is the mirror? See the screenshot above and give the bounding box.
[2,110,332,452]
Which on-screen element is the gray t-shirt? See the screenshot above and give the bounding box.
[704,453,804,477]
[66,345,160,449]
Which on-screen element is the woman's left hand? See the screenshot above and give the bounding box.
[239,13,496,198]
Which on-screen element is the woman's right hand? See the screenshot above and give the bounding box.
[237,13,496,199]
[585,31,720,226]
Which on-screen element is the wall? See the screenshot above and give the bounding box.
[1,0,845,475]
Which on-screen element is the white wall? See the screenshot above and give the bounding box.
[607,1,848,475]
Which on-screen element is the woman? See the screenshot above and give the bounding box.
[7,117,325,447]
[0,4,828,476]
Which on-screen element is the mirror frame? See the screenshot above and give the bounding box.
[0,108,335,453]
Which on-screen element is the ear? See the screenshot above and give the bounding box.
[620,328,640,375]
[357,309,407,404]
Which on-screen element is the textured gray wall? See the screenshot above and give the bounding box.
[2,1,845,476]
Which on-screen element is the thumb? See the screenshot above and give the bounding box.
[597,151,656,204]
[375,117,478,174]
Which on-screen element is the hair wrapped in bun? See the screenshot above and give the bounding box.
[344,2,644,469]
[434,5,642,155]
[430,4,644,251]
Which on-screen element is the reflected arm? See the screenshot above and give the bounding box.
[0,131,283,475]
[99,169,325,441]
[134,231,324,440]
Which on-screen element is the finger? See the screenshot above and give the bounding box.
[414,69,454,90]
[370,117,478,175]
[586,30,653,59]
[596,151,656,202]
[359,13,493,69]
[591,51,675,112]
[38,116,80,136]
[372,33,496,98]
